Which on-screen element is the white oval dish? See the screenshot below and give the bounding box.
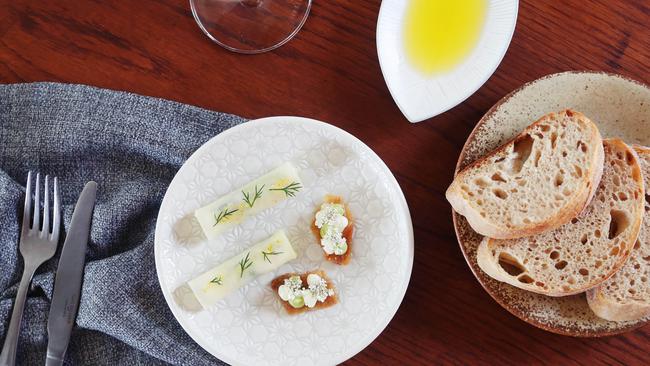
[154,117,414,365]
[377,0,519,122]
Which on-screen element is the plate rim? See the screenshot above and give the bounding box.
[376,0,520,122]
[452,70,650,337]
[154,116,415,365]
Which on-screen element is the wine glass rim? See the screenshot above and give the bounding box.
[189,0,313,54]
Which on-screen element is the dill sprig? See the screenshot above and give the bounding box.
[269,182,302,197]
[210,276,223,285]
[242,184,265,208]
[238,252,253,278]
[261,249,284,264]
[213,207,238,226]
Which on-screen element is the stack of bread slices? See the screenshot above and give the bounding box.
[447,110,650,322]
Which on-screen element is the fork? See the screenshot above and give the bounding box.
[0,172,61,366]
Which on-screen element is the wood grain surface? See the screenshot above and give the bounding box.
[1,0,649,365]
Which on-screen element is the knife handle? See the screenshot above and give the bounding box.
[45,352,64,366]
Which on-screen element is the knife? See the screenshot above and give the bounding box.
[46,181,97,366]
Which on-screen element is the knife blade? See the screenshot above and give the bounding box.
[46,181,97,366]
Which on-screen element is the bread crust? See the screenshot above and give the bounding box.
[586,145,650,321]
[586,289,650,322]
[447,110,604,239]
[477,139,645,296]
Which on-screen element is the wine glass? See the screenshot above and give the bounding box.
[190,0,312,54]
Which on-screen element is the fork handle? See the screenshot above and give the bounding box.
[45,353,63,366]
[0,264,36,366]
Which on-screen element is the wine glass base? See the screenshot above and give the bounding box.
[190,0,312,54]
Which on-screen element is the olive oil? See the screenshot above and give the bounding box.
[404,0,487,75]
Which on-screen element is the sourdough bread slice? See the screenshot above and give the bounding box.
[587,145,650,321]
[477,139,645,296]
[447,110,604,239]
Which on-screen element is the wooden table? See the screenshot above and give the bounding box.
[2,0,649,364]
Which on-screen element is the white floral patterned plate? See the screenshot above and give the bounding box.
[154,116,414,365]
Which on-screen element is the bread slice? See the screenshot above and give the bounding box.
[477,139,645,296]
[587,145,650,320]
[447,110,604,239]
[311,195,354,265]
[270,270,338,315]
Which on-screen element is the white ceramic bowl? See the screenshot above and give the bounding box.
[377,0,519,122]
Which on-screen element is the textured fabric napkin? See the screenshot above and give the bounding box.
[0,82,245,365]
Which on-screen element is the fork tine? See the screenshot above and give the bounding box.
[32,173,41,231]
[22,171,32,234]
[42,175,50,235]
[51,177,61,243]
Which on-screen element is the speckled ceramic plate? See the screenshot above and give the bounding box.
[453,71,650,336]
[155,117,414,365]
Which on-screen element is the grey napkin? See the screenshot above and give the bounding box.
[0,82,245,365]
